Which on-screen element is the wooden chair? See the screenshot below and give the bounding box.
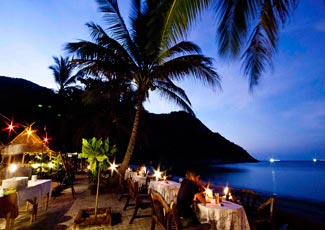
[117,175,128,201]
[123,178,152,224]
[233,189,276,230]
[170,203,211,230]
[0,192,19,230]
[150,190,173,230]
[232,189,263,218]
[251,197,277,230]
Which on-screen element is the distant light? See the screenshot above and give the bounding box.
[313,158,317,163]
[38,104,43,108]
[48,105,52,109]
[269,158,280,163]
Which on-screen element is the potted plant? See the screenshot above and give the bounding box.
[74,137,117,227]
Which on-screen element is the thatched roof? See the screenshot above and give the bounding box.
[0,126,52,156]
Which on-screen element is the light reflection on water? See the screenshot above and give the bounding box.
[199,161,325,202]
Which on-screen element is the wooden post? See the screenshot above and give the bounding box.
[58,152,76,198]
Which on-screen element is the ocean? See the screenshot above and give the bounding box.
[196,161,325,203]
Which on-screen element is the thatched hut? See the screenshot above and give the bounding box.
[0,126,55,165]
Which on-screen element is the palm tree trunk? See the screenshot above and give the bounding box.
[119,93,144,175]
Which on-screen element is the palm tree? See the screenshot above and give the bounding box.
[65,0,221,174]
[154,0,297,89]
[49,56,81,97]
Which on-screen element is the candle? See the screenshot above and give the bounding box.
[223,186,229,195]
[205,188,213,200]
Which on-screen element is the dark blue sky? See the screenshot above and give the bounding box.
[0,0,324,160]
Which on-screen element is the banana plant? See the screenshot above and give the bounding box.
[81,137,116,218]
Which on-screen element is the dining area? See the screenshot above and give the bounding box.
[0,168,53,230]
[120,165,276,230]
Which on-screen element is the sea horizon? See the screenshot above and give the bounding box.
[196,160,325,203]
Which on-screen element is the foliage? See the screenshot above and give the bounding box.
[65,0,221,174]
[156,0,297,89]
[81,137,116,176]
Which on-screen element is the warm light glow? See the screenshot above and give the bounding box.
[26,128,32,136]
[228,192,233,201]
[87,165,91,170]
[4,120,17,136]
[48,162,54,168]
[31,163,40,169]
[153,169,162,180]
[8,123,14,130]
[108,161,119,175]
[9,164,17,173]
[205,188,213,199]
[223,186,229,195]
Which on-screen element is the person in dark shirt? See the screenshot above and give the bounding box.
[176,170,206,227]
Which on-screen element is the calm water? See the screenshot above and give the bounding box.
[197,161,325,203]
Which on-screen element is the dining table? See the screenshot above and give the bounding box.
[196,200,251,230]
[16,179,52,222]
[124,170,137,180]
[148,180,181,204]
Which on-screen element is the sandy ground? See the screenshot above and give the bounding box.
[0,174,153,230]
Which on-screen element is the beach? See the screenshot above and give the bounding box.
[0,173,324,230]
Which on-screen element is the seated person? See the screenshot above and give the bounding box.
[176,170,206,227]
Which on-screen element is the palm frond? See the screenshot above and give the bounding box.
[159,0,211,45]
[214,0,259,57]
[241,0,297,88]
[95,0,135,55]
[160,54,221,89]
[155,79,195,116]
[241,25,273,89]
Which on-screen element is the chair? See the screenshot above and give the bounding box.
[150,190,172,230]
[232,189,263,218]
[251,197,277,230]
[123,178,152,224]
[171,203,211,230]
[233,189,276,230]
[117,175,128,201]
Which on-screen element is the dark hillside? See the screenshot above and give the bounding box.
[0,76,257,165]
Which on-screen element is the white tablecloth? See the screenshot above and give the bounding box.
[197,200,250,230]
[124,171,137,180]
[132,175,147,189]
[149,180,181,204]
[17,179,52,206]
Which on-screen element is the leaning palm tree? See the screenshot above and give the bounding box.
[49,56,81,97]
[65,0,221,174]
[154,0,297,89]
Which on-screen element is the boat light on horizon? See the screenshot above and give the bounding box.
[269,158,280,163]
